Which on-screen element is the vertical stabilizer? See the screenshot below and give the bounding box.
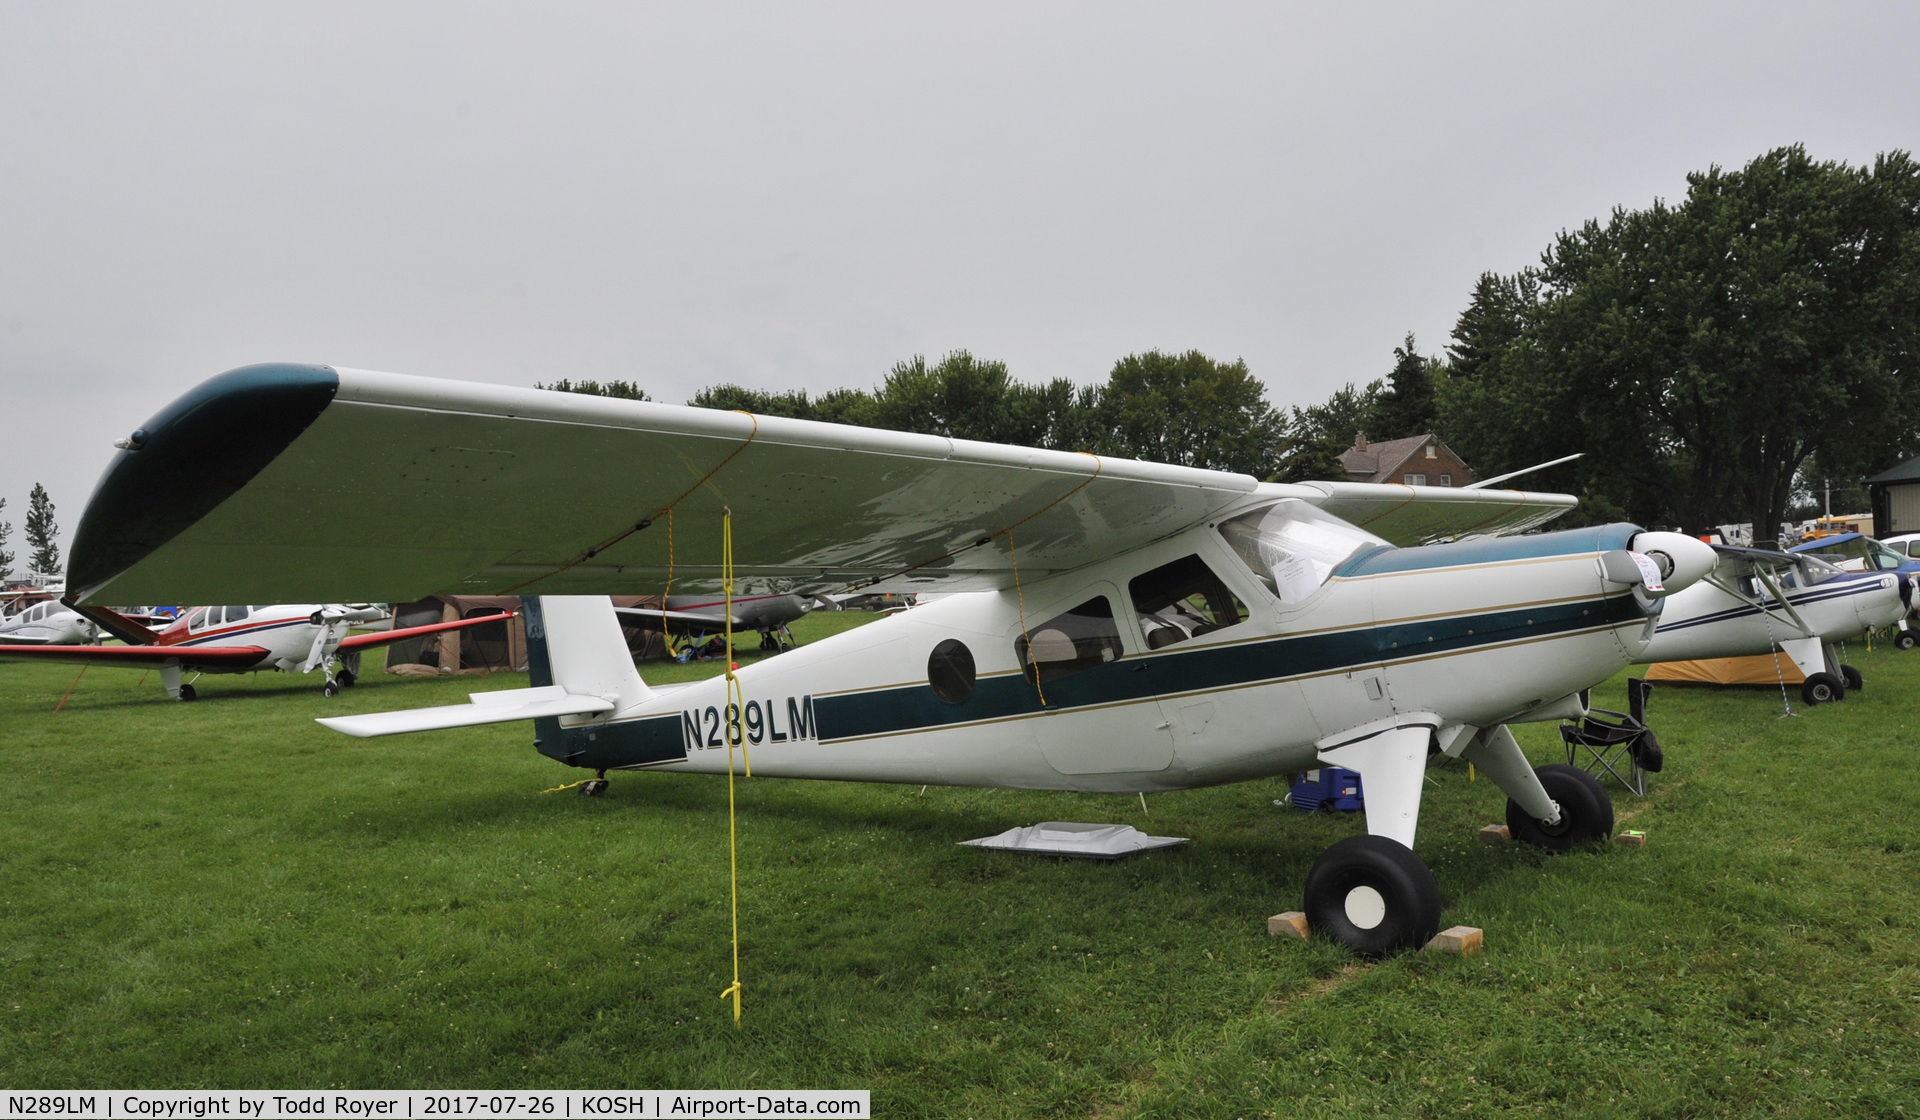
[523,595,653,713]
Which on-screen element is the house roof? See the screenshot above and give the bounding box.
[1339,434,1440,483]
[1866,454,1920,485]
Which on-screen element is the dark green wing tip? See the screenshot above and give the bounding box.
[70,363,340,601]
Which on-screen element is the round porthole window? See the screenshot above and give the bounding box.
[927,639,977,704]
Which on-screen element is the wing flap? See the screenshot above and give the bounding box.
[1293,481,1576,546]
[316,685,615,738]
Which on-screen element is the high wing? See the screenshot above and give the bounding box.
[0,643,269,667]
[336,611,515,654]
[69,364,1579,605]
[1289,481,1576,546]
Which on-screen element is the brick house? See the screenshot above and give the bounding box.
[1338,433,1475,487]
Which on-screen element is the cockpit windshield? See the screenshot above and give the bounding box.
[1218,500,1389,606]
[1783,554,1846,589]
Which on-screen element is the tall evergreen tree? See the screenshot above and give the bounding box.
[1367,334,1438,439]
[0,497,13,583]
[25,483,59,578]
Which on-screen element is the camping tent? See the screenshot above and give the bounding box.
[1644,653,1806,686]
[383,595,670,673]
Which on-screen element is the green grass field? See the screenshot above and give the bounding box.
[3,612,1917,1117]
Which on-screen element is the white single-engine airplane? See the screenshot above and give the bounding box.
[0,598,103,645]
[615,592,816,653]
[1,601,511,700]
[1635,545,1912,705]
[66,364,1720,955]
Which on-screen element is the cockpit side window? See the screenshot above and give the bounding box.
[1128,555,1248,650]
[1015,596,1124,686]
[188,608,209,630]
[1218,500,1388,606]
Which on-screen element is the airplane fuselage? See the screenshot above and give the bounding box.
[533,521,1659,793]
[1636,569,1904,663]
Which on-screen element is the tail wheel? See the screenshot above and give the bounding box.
[1506,763,1613,850]
[1840,665,1863,691]
[1801,672,1845,705]
[1302,835,1441,957]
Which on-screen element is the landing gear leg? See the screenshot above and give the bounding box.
[161,663,196,702]
[338,651,361,689]
[1305,719,1442,955]
[777,623,797,651]
[579,769,609,798]
[1463,724,1612,848]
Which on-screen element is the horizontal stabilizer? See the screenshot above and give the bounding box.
[316,684,614,739]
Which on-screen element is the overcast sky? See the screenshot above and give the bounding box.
[3,1,1917,566]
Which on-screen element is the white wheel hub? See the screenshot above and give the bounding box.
[1344,884,1387,930]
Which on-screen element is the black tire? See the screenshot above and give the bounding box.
[578,779,609,798]
[1801,672,1844,705]
[1301,835,1441,957]
[1897,631,1919,651]
[338,668,357,688]
[1840,665,1863,692]
[1506,763,1613,850]
[323,680,341,698]
[176,684,197,702]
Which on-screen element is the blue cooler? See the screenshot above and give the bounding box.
[1289,767,1365,812]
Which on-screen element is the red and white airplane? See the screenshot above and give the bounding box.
[0,601,510,700]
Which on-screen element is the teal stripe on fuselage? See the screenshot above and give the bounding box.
[1335,523,1640,578]
[814,590,1646,743]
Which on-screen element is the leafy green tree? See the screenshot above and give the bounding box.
[0,497,13,583]
[25,483,58,577]
[1367,334,1438,439]
[690,384,831,420]
[1096,350,1284,475]
[1440,146,1920,539]
[536,379,652,401]
[1271,380,1381,483]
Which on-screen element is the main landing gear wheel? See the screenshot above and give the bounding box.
[1801,672,1845,706]
[1302,835,1441,957]
[1506,764,1613,850]
[1840,665,1863,692]
[1896,631,1919,652]
[338,668,357,688]
[176,684,197,702]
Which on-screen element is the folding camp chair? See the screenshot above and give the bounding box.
[1559,677,1663,796]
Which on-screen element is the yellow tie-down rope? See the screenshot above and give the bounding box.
[718,508,751,1023]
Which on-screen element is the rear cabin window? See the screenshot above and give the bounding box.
[1015,596,1124,686]
[1129,555,1248,650]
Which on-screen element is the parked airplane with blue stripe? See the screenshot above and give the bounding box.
[1634,544,1911,705]
[66,363,1721,956]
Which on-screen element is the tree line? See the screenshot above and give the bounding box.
[542,344,1438,485]
[0,483,61,584]
[559,146,1920,544]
